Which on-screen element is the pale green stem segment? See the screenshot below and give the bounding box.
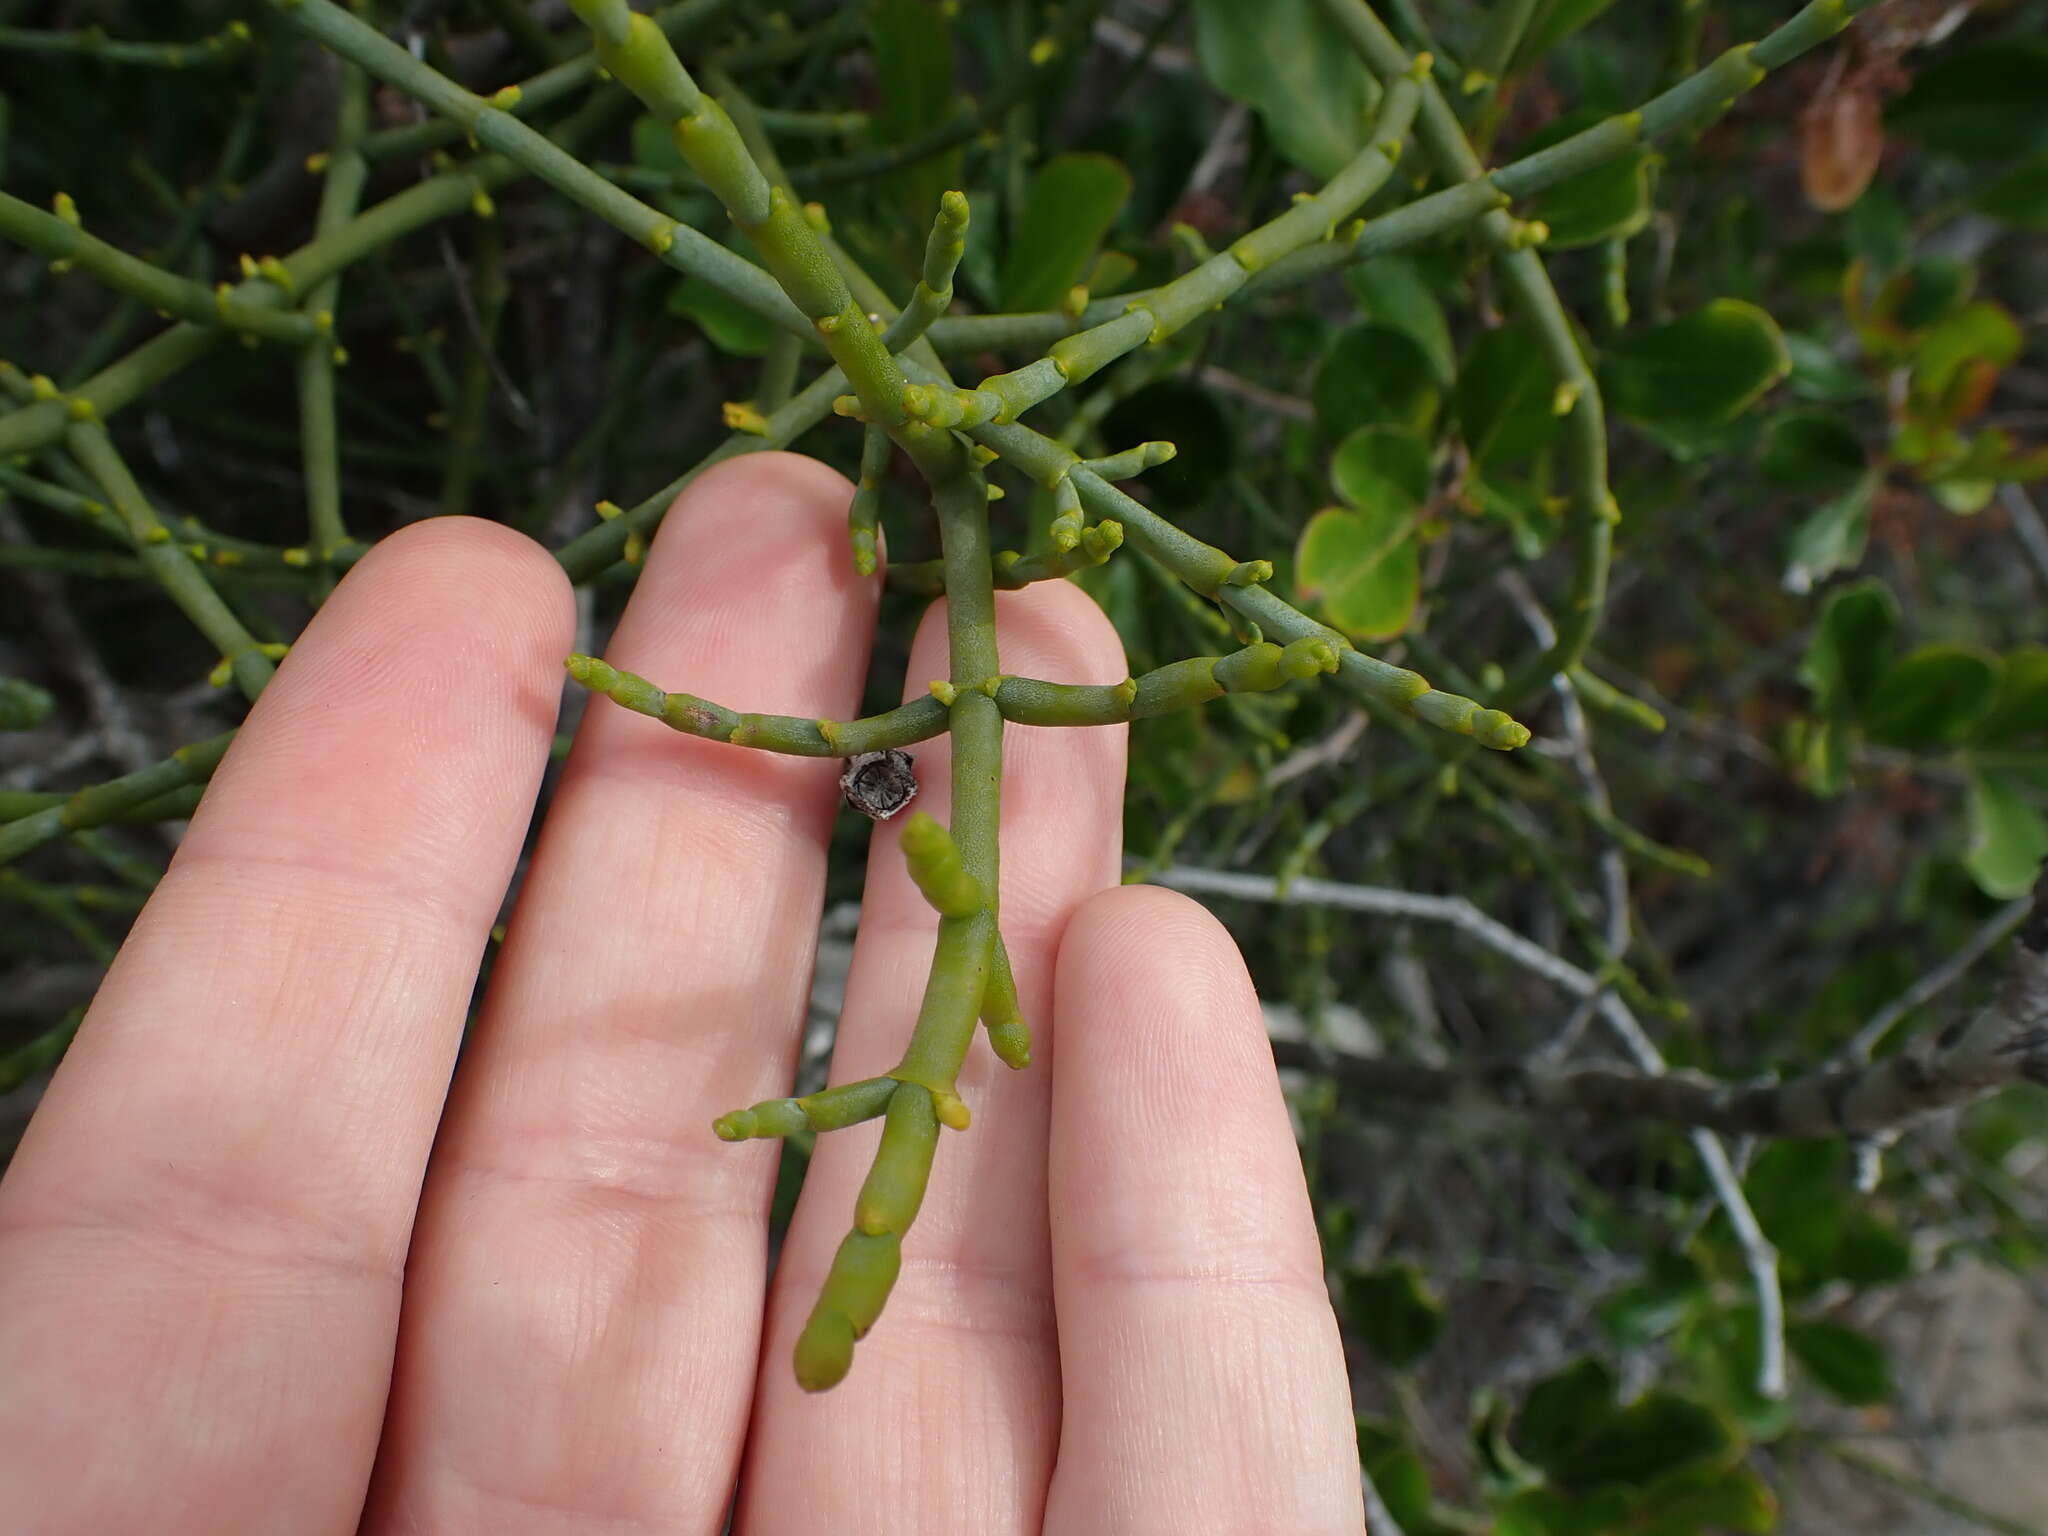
[980,937,1031,1070]
[0,188,320,345]
[847,425,890,577]
[888,520,1125,598]
[881,190,969,354]
[900,813,984,919]
[0,364,273,701]
[712,1075,899,1141]
[299,64,373,571]
[0,20,253,68]
[564,655,949,756]
[0,732,233,869]
[892,72,1424,432]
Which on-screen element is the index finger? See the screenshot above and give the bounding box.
[0,518,572,1534]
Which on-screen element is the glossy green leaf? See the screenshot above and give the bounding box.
[1787,1319,1893,1406]
[667,275,778,357]
[1347,257,1456,385]
[1192,0,1375,178]
[1974,646,2048,745]
[1761,411,1866,493]
[1514,1357,1618,1472]
[1314,324,1440,440]
[1457,323,1561,468]
[1601,300,1790,431]
[1834,1210,1913,1286]
[997,153,1132,314]
[1495,1486,1635,1536]
[1744,1139,1850,1284]
[867,0,960,224]
[1556,1393,1733,1490]
[1633,1463,1776,1536]
[1964,772,2048,901]
[1343,1261,1444,1368]
[1782,473,1876,597]
[1521,110,1653,249]
[1973,150,2048,229]
[1298,501,1420,641]
[1800,578,1897,719]
[1886,39,2048,161]
[1863,645,2002,748]
[1330,424,1430,512]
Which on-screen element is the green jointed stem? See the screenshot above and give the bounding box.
[0,21,253,68]
[299,64,372,567]
[0,732,232,869]
[847,425,889,577]
[0,189,320,345]
[564,655,949,756]
[899,71,1423,432]
[0,364,273,700]
[981,937,1031,1070]
[881,190,969,354]
[712,1075,900,1141]
[888,520,1125,597]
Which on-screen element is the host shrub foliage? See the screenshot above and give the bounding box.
[5,0,2048,1524]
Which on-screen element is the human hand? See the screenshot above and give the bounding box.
[0,455,1362,1533]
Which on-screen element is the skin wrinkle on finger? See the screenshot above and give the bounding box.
[739,580,1128,1536]
[1042,886,1361,1535]
[0,517,572,1536]
[363,453,881,1535]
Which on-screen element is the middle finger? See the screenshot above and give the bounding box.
[364,453,880,1533]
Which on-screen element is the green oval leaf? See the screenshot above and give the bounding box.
[1600,299,1790,431]
[1297,503,1421,642]
[1787,1319,1893,1406]
[1782,473,1876,596]
[1554,1392,1734,1491]
[1193,0,1376,179]
[1800,564,1900,687]
[1343,1261,1445,1369]
[1314,324,1440,440]
[1975,646,2048,745]
[667,274,779,357]
[1862,644,2002,747]
[1761,411,1867,493]
[1456,323,1561,469]
[1964,772,2048,901]
[1346,257,1456,386]
[1329,424,1430,511]
[997,153,1132,314]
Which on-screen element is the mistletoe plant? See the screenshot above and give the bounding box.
[0,0,1899,1398]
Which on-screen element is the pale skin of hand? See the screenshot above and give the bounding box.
[0,454,1362,1534]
